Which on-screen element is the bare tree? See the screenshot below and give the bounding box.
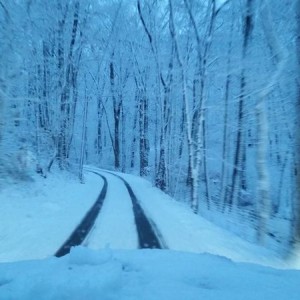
[293,0,300,249]
[137,0,171,190]
[57,1,80,169]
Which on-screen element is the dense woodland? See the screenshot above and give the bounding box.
[0,0,299,255]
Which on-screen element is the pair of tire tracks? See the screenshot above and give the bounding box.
[55,171,165,257]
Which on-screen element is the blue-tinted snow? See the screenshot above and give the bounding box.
[0,246,299,300]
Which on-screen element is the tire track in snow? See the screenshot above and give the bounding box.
[55,173,107,257]
[82,171,138,249]
[103,171,166,249]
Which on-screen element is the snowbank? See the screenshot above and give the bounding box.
[0,246,299,300]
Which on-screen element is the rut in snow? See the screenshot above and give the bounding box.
[104,171,166,249]
[55,173,108,257]
[55,170,166,257]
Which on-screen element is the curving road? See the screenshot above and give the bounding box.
[55,170,165,257]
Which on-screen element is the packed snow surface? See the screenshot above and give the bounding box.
[84,172,138,249]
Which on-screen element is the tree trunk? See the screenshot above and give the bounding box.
[79,75,89,183]
[227,0,253,210]
[294,0,300,248]
[139,93,149,177]
[110,60,121,169]
[220,10,234,211]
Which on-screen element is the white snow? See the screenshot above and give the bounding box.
[0,171,103,262]
[100,169,299,269]
[0,246,299,300]
[0,167,300,299]
[84,172,138,250]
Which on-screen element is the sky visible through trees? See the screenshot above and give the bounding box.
[0,0,299,255]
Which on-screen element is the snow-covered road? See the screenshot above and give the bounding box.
[83,171,138,250]
[1,167,300,299]
[82,169,164,250]
[1,167,299,270]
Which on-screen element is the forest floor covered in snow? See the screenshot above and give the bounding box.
[0,168,300,299]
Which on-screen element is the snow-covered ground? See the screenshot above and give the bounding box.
[0,171,103,262]
[84,172,138,250]
[0,167,300,299]
[94,168,300,269]
[0,247,300,300]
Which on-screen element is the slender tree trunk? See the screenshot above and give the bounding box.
[96,98,103,158]
[227,0,253,210]
[294,0,300,248]
[130,91,139,169]
[220,10,234,211]
[95,80,106,161]
[139,89,149,177]
[56,3,66,169]
[110,59,121,169]
[169,0,199,212]
[79,75,89,183]
[121,103,126,172]
[57,2,79,169]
